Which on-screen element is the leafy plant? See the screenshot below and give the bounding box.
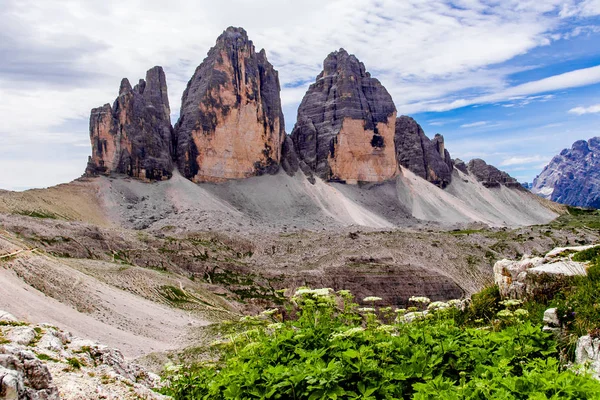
[161,288,600,399]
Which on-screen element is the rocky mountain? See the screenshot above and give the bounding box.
[85,66,173,181]
[174,27,285,182]
[532,137,600,208]
[76,27,557,230]
[466,158,521,188]
[395,116,454,188]
[291,49,398,184]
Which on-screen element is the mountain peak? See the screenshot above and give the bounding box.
[533,136,600,208]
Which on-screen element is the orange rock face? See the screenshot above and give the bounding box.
[291,49,398,183]
[175,27,285,182]
[86,67,173,181]
[328,115,398,184]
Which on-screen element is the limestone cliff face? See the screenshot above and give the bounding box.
[291,49,398,184]
[394,116,453,188]
[174,27,285,182]
[86,66,173,181]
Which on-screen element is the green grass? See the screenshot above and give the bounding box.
[66,357,84,370]
[573,246,600,262]
[15,210,59,219]
[37,353,60,362]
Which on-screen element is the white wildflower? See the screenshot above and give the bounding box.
[428,301,450,310]
[330,327,365,339]
[408,296,431,305]
[363,296,383,302]
[376,324,395,333]
[357,307,376,313]
[497,309,513,318]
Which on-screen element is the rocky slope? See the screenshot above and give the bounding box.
[174,27,285,182]
[395,116,453,188]
[86,66,174,181]
[291,49,398,184]
[532,137,600,208]
[0,311,166,399]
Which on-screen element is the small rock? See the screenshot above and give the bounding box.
[543,308,560,328]
[0,311,17,323]
[0,365,23,400]
[38,332,63,352]
[6,326,37,346]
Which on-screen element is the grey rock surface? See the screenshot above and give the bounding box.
[543,307,560,328]
[576,335,600,379]
[532,137,600,208]
[291,49,397,182]
[281,135,299,176]
[0,312,166,400]
[394,116,454,188]
[85,66,174,181]
[467,158,521,188]
[494,245,593,299]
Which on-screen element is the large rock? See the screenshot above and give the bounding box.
[467,158,521,188]
[494,245,593,299]
[532,137,600,208]
[291,49,398,184]
[174,26,285,182]
[576,335,600,379]
[394,116,453,188]
[85,66,174,181]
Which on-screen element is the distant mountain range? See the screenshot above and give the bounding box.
[532,137,600,209]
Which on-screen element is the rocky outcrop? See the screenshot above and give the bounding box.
[174,27,285,182]
[85,66,173,181]
[467,158,521,188]
[453,158,468,174]
[576,335,600,379]
[291,49,398,184]
[394,116,453,188]
[281,136,299,177]
[0,312,166,400]
[532,137,600,208]
[494,245,593,299]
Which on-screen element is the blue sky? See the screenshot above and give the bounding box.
[1,0,600,190]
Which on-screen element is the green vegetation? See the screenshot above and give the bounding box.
[161,289,600,399]
[66,357,84,370]
[37,353,60,362]
[550,207,600,230]
[0,320,28,327]
[572,245,600,262]
[15,210,60,219]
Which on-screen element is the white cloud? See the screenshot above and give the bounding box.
[460,121,488,128]
[500,155,548,166]
[410,65,600,113]
[560,0,600,17]
[569,104,600,115]
[1,0,600,189]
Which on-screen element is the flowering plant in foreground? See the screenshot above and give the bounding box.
[161,288,600,399]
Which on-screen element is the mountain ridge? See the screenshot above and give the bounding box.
[533,137,600,208]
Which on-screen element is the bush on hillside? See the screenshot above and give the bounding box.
[161,289,600,399]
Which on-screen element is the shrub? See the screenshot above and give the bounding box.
[161,288,600,399]
[572,246,600,263]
